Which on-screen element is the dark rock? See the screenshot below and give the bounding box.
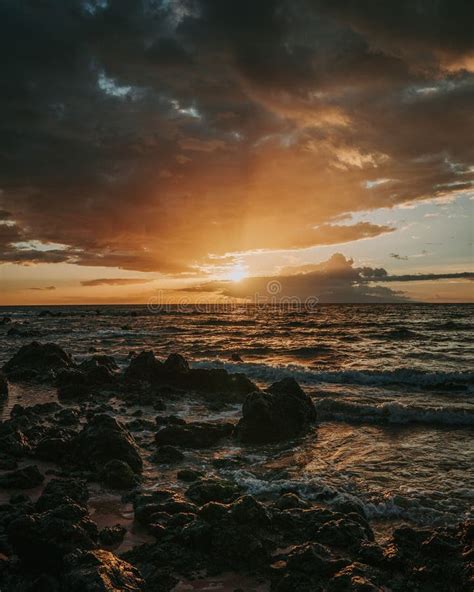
[57,359,117,400]
[7,501,98,571]
[186,478,243,505]
[155,422,233,449]
[124,351,256,400]
[63,549,144,591]
[230,353,243,362]
[3,341,74,381]
[72,414,142,474]
[79,355,119,374]
[0,464,44,489]
[177,469,203,482]
[0,455,17,470]
[124,351,163,383]
[274,493,311,510]
[35,432,75,462]
[0,372,8,399]
[326,562,384,592]
[133,491,197,529]
[99,460,138,490]
[56,407,80,426]
[163,353,189,374]
[152,445,185,463]
[235,378,316,444]
[155,414,186,426]
[98,525,126,547]
[36,479,89,512]
[272,543,348,592]
[317,517,373,550]
[0,423,30,457]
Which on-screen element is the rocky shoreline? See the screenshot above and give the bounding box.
[0,342,472,591]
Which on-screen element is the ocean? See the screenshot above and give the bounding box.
[1,303,473,535]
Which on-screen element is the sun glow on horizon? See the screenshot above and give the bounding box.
[226,265,248,282]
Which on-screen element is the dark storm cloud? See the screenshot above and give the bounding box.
[0,1,473,273]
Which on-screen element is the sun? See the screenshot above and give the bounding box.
[227,265,247,282]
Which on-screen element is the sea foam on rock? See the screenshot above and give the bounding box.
[235,377,317,443]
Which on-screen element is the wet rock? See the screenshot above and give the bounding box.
[72,414,143,474]
[177,469,203,482]
[63,549,145,591]
[317,517,374,550]
[152,445,185,463]
[163,353,189,374]
[0,464,44,489]
[274,493,311,510]
[155,421,234,449]
[98,525,126,547]
[127,418,156,432]
[133,491,197,530]
[56,407,80,426]
[7,501,98,571]
[99,460,138,490]
[0,316,12,325]
[326,562,384,592]
[79,355,119,374]
[185,478,243,505]
[272,543,348,592]
[0,423,30,457]
[36,479,89,512]
[0,372,8,399]
[181,495,274,571]
[35,430,76,462]
[124,351,163,383]
[155,414,186,426]
[0,455,17,470]
[124,351,256,400]
[57,358,118,400]
[3,341,74,381]
[235,378,317,444]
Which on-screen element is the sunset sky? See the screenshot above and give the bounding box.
[0,0,473,304]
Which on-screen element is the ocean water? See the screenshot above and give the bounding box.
[0,303,473,530]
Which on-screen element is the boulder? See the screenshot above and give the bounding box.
[98,525,126,547]
[235,378,316,444]
[36,479,89,513]
[63,549,144,591]
[124,351,256,400]
[123,351,163,383]
[152,445,185,463]
[72,414,142,474]
[186,478,243,505]
[3,342,74,381]
[0,423,30,457]
[0,464,44,489]
[155,422,234,449]
[99,459,138,490]
[8,502,98,571]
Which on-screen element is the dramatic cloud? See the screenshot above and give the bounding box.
[0,0,472,274]
[80,278,155,287]
[186,253,474,303]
